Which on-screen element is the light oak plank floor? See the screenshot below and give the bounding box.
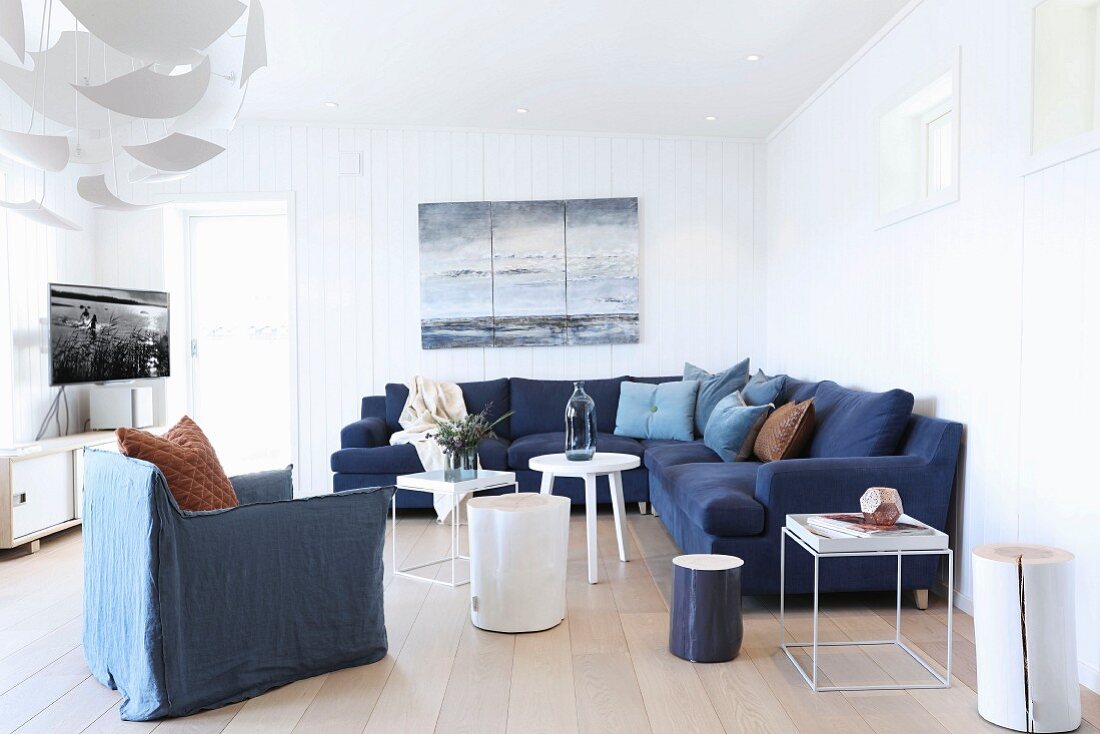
[2,511,1098,734]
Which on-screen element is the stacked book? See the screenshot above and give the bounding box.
[806,513,935,539]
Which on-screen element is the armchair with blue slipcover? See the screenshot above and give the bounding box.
[82,449,393,721]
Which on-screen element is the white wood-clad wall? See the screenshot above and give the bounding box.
[765,0,1099,691]
[93,126,764,496]
[0,88,95,446]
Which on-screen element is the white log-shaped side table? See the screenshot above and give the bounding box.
[973,544,1079,733]
[468,492,570,633]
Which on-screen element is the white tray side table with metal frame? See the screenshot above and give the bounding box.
[780,513,953,692]
[393,469,517,587]
[529,452,639,584]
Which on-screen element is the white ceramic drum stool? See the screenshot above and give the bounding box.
[467,493,570,633]
[973,544,1079,733]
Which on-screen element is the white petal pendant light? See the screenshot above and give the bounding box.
[70,134,122,165]
[0,32,129,131]
[58,0,246,66]
[73,56,211,119]
[77,175,156,211]
[0,0,25,62]
[0,130,70,171]
[129,165,191,184]
[241,0,267,87]
[124,133,224,172]
[171,31,245,132]
[0,199,82,230]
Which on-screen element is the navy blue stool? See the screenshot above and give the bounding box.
[668,554,744,663]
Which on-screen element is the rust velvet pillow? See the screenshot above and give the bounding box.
[754,398,816,462]
[117,416,239,512]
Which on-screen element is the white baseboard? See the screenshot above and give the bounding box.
[934,581,1098,695]
[1080,661,1100,696]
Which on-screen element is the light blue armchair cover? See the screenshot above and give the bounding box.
[82,450,393,721]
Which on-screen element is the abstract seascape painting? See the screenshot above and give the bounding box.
[419,197,638,349]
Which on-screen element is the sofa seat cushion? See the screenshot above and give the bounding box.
[507,432,643,470]
[658,462,765,536]
[809,381,914,458]
[477,436,510,471]
[510,377,626,436]
[331,444,423,475]
[643,439,721,474]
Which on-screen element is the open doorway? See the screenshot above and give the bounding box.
[173,201,296,478]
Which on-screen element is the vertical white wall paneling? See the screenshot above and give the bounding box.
[0,86,96,445]
[90,123,761,499]
[764,0,1099,692]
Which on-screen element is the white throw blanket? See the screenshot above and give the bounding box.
[389,375,470,522]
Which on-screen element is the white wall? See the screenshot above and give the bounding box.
[0,89,95,446]
[93,125,764,496]
[765,0,1099,692]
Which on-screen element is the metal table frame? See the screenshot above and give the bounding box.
[391,478,517,588]
[779,526,953,692]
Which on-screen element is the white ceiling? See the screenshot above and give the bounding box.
[240,0,910,138]
[8,0,910,139]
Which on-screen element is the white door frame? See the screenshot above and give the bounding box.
[160,192,300,478]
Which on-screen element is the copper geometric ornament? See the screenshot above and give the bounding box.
[860,487,903,526]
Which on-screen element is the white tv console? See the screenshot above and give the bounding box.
[1,431,127,553]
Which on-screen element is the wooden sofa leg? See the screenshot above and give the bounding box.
[912,589,929,610]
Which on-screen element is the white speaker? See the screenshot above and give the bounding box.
[90,386,155,430]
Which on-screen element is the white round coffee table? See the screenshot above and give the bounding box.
[529,452,640,584]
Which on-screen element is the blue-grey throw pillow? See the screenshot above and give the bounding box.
[614,380,699,441]
[683,358,750,435]
[703,392,772,462]
[743,369,787,406]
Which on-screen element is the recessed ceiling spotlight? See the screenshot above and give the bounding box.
[705,115,717,121]
[745,54,762,62]
[323,101,339,108]
[516,107,529,114]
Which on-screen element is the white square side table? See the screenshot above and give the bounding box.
[393,469,517,587]
[780,513,953,692]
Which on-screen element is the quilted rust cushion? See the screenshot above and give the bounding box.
[754,398,816,462]
[117,416,239,512]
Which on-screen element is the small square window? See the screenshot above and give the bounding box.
[876,56,960,228]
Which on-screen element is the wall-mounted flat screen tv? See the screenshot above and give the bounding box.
[48,283,171,386]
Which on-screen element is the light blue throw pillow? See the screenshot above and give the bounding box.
[614,380,699,441]
[742,369,787,406]
[703,392,772,462]
[683,358,750,435]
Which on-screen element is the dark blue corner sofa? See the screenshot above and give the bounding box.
[332,374,962,595]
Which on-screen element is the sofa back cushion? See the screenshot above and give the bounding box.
[456,378,511,440]
[808,381,915,458]
[614,380,698,441]
[777,377,821,405]
[384,378,512,439]
[384,383,409,432]
[510,376,626,436]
